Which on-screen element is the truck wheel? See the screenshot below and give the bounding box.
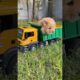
[39,43,44,48]
[20,46,28,53]
[72,38,80,52]
[49,40,54,45]
[45,41,48,46]
[55,38,61,43]
[5,54,17,76]
[63,40,73,56]
[30,46,36,51]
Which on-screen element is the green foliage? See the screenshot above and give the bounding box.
[18,41,62,80]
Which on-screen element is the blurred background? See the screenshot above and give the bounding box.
[18,0,62,21]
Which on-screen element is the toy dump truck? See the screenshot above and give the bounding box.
[18,23,62,52]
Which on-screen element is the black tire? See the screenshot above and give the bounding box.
[63,39,74,55]
[30,45,36,51]
[72,38,80,52]
[39,42,44,48]
[5,54,17,76]
[55,38,61,43]
[45,41,48,46]
[63,38,80,55]
[49,40,54,45]
[20,46,28,53]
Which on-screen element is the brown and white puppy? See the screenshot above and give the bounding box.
[38,17,56,34]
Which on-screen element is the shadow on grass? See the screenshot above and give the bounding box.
[63,48,80,80]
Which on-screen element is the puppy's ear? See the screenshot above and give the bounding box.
[38,20,43,26]
[43,20,48,25]
[41,21,44,26]
[40,21,47,27]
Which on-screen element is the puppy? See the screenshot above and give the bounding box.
[38,17,56,34]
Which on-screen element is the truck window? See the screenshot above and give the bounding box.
[0,14,17,32]
[18,29,23,39]
[66,0,74,5]
[25,32,34,39]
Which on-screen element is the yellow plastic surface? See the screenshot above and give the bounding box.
[56,24,62,28]
[0,0,17,15]
[18,26,38,46]
[0,29,17,55]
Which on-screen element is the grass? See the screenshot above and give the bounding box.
[63,48,80,80]
[18,41,62,80]
[1,40,80,80]
[18,39,80,80]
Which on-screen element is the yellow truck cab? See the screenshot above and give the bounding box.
[18,26,38,46]
[18,26,38,52]
[0,0,17,74]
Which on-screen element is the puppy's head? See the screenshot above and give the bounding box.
[39,17,56,34]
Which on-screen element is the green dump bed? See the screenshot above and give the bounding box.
[63,20,80,40]
[29,23,62,42]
